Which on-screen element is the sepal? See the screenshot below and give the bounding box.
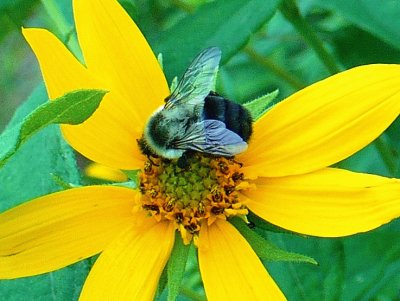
[166,233,191,301]
[243,89,279,120]
[231,217,317,264]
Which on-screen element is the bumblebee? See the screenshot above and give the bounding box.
[138,47,252,165]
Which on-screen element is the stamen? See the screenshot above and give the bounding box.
[139,154,249,244]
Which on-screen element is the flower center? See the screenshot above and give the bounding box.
[138,154,249,244]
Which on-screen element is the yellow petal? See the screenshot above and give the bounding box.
[241,65,400,177]
[73,0,169,123]
[22,28,144,170]
[79,218,175,301]
[85,162,128,182]
[244,168,400,236]
[0,186,137,278]
[198,219,286,301]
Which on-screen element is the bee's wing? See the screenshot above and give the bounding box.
[174,120,247,156]
[164,47,221,109]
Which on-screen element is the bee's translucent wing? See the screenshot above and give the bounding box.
[173,120,247,156]
[201,120,248,155]
[164,47,221,109]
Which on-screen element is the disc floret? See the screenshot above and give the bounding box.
[139,154,249,244]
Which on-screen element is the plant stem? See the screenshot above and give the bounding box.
[171,0,196,13]
[40,0,81,57]
[180,287,206,301]
[279,0,341,75]
[274,236,308,301]
[351,244,400,300]
[244,47,306,90]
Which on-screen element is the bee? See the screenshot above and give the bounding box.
[137,47,252,167]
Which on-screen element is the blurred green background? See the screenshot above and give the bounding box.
[1,0,400,300]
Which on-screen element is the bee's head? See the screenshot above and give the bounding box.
[143,110,185,159]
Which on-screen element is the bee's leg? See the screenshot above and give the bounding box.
[148,155,159,166]
[177,151,195,169]
[208,91,220,97]
[229,157,243,167]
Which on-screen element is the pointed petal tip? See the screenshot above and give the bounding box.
[244,63,400,177]
[246,168,400,237]
[73,0,168,122]
[0,186,137,279]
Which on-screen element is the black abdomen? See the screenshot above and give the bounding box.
[203,92,253,141]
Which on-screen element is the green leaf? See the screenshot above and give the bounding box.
[50,173,76,190]
[169,76,178,92]
[340,221,400,300]
[109,181,136,189]
[0,89,107,168]
[152,0,280,81]
[122,169,140,183]
[332,26,400,69]
[231,217,317,265]
[316,0,400,50]
[267,236,344,301]
[266,221,400,301]
[157,52,164,70]
[167,233,191,301]
[243,89,279,120]
[0,84,91,300]
[0,1,37,43]
[322,241,345,301]
[156,264,168,299]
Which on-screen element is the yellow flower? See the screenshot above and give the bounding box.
[1,0,400,300]
[85,162,128,182]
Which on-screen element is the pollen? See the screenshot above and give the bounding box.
[139,154,249,245]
